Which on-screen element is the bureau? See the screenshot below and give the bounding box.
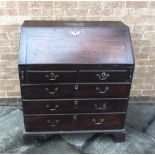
[18,21,134,142]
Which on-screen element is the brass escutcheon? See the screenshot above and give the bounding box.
[74,85,78,90]
[73,115,77,120]
[74,100,78,109]
[71,29,80,36]
[74,100,78,105]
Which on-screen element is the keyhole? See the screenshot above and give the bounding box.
[50,73,55,78]
[74,85,78,90]
[74,100,78,109]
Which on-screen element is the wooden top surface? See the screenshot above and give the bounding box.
[22,21,127,28]
[19,21,134,65]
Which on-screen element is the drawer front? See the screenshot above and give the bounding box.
[25,71,77,83]
[79,70,131,82]
[22,84,75,99]
[24,113,125,132]
[22,84,74,99]
[23,99,128,114]
[76,84,130,98]
[22,84,130,99]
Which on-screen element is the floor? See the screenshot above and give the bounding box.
[0,104,155,154]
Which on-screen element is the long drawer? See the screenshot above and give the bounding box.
[24,113,126,132]
[23,98,128,114]
[21,83,131,99]
[22,69,132,83]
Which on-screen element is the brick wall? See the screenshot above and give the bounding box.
[0,1,155,105]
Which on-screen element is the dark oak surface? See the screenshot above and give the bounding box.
[23,69,131,83]
[22,21,128,28]
[23,98,128,114]
[18,21,134,142]
[19,21,134,65]
[25,70,77,83]
[22,83,131,99]
[19,64,134,70]
[79,70,131,82]
[24,113,125,132]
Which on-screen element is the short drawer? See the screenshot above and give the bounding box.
[76,84,130,98]
[22,83,131,99]
[24,113,126,132]
[23,98,128,114]
[79,70,131,82]
[22,84,74,99]
[25,70,77,83]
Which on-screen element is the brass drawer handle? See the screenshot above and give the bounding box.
[45,73,59,81]
[46,104,59,111]
[92,118,104,125]
[71,29,80,36]
[95,86,109,94]
[47,119,59,127]
[96,72,110,81]
[94,103,107,110]
[45,87,59,95]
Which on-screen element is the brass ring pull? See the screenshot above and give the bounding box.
[45,73,59,81]
[47,119,59,127]
[94,103,107,110]
[45,87,59,95]
[92,118,104,125]
[96,72,110,81]
[96,86,109,94]
[46,104,59,111]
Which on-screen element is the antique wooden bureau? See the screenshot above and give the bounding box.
[18,21,134,142]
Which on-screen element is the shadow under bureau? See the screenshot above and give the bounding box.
[18,21,134,142]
